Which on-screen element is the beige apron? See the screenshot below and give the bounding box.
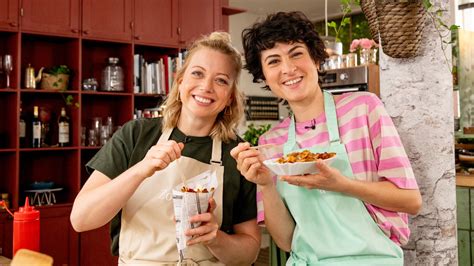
[118,128,224,265]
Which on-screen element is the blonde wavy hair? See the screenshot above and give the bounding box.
[161,32,244,142]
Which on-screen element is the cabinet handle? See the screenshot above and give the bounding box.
[9,22,17,27]
[71,29,79,33]
[83,30,89,35]
[134,35,141,40]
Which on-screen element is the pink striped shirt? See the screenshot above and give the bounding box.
[257,92,418,246]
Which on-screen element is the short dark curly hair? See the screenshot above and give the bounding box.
[242,11,328,88]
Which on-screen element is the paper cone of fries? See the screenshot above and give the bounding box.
[172,170,217,261]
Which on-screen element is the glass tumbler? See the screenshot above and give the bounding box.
[88,129,98,146]
[91,117,102,143]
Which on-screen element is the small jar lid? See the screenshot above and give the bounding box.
[108,57,119,64]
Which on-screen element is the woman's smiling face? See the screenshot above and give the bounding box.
[260,42,320,105]
[178,47,235,123]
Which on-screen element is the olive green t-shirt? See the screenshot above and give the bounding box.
[86,118,257,256]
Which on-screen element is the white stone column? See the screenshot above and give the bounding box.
[378,1,456,264]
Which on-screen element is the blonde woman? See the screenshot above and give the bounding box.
[71,32,260,265]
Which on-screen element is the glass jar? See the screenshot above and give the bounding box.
[360,48,377,65]
[347,53,358,67]
[360,48,370,65]
[101,57,124,91]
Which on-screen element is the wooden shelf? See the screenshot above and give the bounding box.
[222,6,246,16]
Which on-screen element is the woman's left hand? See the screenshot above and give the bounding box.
[185,198,219,246]
[280,160,351,192]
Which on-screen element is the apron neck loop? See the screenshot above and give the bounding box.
[323,91,341,144]
[283,91,341,154]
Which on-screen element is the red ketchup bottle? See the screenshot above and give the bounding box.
[13,197,40,255]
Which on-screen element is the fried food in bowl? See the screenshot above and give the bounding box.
[264,150,336,176]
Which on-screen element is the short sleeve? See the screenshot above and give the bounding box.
[233,175,257,224]
[366,94,418,189]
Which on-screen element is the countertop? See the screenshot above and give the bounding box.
[457,174,474,187]
[0,255,11,265]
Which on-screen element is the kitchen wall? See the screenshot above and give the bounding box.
[457,30,474,130]
[230,12,288,135]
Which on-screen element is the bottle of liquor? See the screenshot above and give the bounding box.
[32,106,41,148]
[58,107,70,147]
[19,103,26,148]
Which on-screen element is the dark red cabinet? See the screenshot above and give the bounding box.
[134,0,179,47]
[39,206,79,266]
[0,0,18,30]
[178,0,215,46]
[80,225,117,265]
[21,0,80,36]
[82,0,132,42]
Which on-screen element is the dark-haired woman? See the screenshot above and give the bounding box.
[231,11,421,265]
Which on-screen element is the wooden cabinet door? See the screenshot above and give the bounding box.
[134,0,178,46]
[80,225,117,265]
[21,0,80,36]
[40,206,78,266]
[178,0,215,46]
[0,215,13,258]
[82,0,132,42]
[0,0,18,30]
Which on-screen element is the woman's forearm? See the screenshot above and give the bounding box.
[342,179,422,215]
[260,183,295,252]
[70,165,147,232]
[206,219,261,265]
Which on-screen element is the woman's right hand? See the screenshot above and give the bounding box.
[230,142,273,187]
[135,140,184,178]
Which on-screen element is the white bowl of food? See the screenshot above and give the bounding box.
[263,150,336,176]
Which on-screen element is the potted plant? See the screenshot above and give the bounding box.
[326,0,359,55]
[40,65,71,91]
[242,123,271,146]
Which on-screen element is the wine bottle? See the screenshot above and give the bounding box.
[32,106,41,148]
[58,107,70,147]
[19,103,26,148]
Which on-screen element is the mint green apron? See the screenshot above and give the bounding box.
[277,91,404,265]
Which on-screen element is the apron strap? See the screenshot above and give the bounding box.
[158,128,222,165]
[283,91,341,155]
[158,128,173,144]
[210,138,222,165]
[323,91,341,143]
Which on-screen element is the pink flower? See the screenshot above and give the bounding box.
[350,39,360,52]
[350,38,378,52]
[360,38,377,49]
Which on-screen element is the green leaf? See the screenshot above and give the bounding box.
[327,21,337,29]
[341,17,351,27]
[450,25,460,30]
[423,0,433,9]
[65,95,74,105]
[242,124,272,146]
